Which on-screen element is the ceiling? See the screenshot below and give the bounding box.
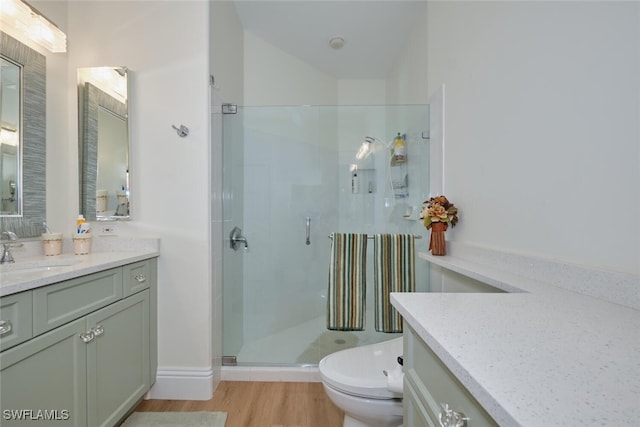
[232,1,427,79]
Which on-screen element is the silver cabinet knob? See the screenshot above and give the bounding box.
[134,274,146,283]
[79,330,95,343]
[439,403,468,427]
[92,325,104,337]
[0,320,12,336]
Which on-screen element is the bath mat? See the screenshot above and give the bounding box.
[120,411,227,427]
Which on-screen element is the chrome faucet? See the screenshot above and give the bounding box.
[1,231,19,264]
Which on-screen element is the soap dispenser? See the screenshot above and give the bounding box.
[351,171,360,194]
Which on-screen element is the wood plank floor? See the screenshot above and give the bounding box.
[134,381,344,427]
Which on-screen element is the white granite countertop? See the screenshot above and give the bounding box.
[391,250,640,426]
[0,237,160,297]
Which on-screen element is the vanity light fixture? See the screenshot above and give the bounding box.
[0,0,67,53]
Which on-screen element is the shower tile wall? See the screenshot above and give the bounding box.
[242,107,339,344]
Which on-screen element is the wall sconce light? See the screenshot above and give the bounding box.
[0,0,67,53]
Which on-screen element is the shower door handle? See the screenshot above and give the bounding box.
[230,226,249,251]
[305,217,311,245]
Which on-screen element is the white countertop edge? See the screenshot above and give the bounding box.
[420,243,639,310]
[419,252,532,294]
[391,293,519,426]
[0,250,159,297]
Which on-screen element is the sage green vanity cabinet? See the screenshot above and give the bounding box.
[0,258,157,427]
[87,290,149,427]
[33,269,123,336]
[0,291,33,351]
[0,318,88,427]
[404,324,498,427]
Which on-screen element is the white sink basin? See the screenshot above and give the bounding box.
[0,258,81,275]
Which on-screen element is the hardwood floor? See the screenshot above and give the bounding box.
[134,381,344,427]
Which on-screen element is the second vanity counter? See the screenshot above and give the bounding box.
[0,237,160,297]
[391,248,640,426]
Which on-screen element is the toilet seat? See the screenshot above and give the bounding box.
[319,337,404,400]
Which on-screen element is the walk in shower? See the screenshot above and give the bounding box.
[222,104,430,366]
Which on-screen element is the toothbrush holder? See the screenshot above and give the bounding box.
[42,232,63,256]
[73,234,92,255]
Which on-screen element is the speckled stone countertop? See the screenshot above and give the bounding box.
[391,247,640,426]
[0,237,160,297]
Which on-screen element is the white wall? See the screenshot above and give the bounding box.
[385,1,428,106]
[64,1,214,398]
[388,1,640,275]
[244,31,338,106]
[211,0,244,105]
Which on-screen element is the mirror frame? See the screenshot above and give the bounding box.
[78,77,130,221]
[0,32,46,238]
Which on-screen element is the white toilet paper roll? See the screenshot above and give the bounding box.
[386,365,404,394]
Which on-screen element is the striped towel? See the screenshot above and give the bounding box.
[327,233,368,331]
[374,234,415,333]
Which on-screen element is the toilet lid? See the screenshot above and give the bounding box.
[319,339,403,400]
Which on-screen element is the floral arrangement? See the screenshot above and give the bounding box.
[420,195,458,230]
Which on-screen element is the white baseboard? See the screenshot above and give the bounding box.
[147,367,217,400]
[221,365,321,382]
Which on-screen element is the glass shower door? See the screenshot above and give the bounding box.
[223,104,429,366]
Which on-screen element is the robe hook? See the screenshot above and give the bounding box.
[172,124,189,137]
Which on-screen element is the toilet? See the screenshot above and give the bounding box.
[319,337,404,427]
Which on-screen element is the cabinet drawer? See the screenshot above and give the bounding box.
[33,269,123,335]
[405,325,498,426]
[404,377,436,427]
[123,260,153,297]
[0,291,32,351]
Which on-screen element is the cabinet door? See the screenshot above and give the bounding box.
[0,318,87,427]
[405,326,498,427]
[404,378,436,427]
[86,290,149,427]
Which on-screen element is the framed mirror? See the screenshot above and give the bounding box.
[78,67,130,221]
[0,31,46,238]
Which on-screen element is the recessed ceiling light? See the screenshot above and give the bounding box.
[328,36,345,50]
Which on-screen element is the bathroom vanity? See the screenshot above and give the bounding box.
[0,239,159,427]
[392,244,639,426]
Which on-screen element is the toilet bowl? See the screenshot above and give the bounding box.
[319,337,404,427]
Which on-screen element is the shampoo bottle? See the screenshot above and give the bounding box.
[392,133,406,163]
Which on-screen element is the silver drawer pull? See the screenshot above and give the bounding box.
[439,403,468,427]
[92,325,104,337]
[0,320,13,336]
[79,330,95,343]
[134,274,146,283]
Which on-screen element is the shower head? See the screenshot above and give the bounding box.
[364,136,392,148]
[356,136,392,160]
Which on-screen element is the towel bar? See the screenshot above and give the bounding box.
[328,233,422,240]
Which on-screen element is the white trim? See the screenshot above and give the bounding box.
[221,366,321,382]
[146,367,214,400]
